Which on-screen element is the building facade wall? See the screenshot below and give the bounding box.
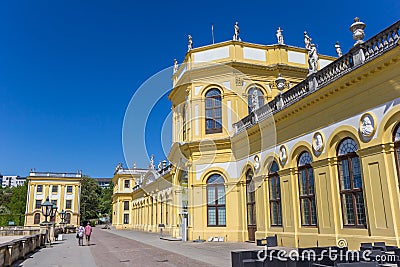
[24,174,82,227]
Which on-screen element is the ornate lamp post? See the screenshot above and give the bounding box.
[40,197,53,246]
[50,203,58,219]
[41,197,52,224]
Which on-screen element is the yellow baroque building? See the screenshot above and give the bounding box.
[25,171,82,227]
[112,19,400,249]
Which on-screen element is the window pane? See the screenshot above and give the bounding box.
[311,198,317,225]
[214,99,221,107]
[217,186,225,204]
[355,192,366,225]
[309,169,315,194]
[208,207,216,225]
[339,159,351,190]
[218,207,226,225]
[351,157,363,189]
[299,170,307,195]
[206,99,213,108]
[208,187,215,205]
[338,138,358,156]
[343,194,355,225]
[301,199,310,225]
[206,119,213,129]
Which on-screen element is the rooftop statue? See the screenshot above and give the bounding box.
[173,59,178,73]
[233,21,241,41]
[304,31,312,50]
[335,41,343,57]
[187,35,193,52]
[308,43,319,74]
[276,27,284,45]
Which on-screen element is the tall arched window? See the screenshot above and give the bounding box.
[65,213,71,224]
[182,104,187,141]
[207,174,226,226]
[205,89,222,134]
[337,138,366,227]
[298,151,317,226]
[247,87,265,113]
[393,124,400,184]
[269,161,282,226]
[34,213,40,224]
[246,170,257,241]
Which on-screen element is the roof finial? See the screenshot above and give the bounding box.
[350,17,366,46]
[276,27,284,45]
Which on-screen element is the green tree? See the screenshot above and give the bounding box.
[80,176,100,222]
[8,181,28,214]
[98,182,113,217]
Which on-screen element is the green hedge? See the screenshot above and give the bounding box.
[0,214,25,226]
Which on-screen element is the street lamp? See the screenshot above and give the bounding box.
[41,197,53,224]
[59,209,66,223]
[51,203,58,219]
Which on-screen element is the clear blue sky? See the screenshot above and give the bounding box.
[0,0,398,177]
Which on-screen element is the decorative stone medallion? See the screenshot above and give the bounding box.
[312,132,324,153]
[359,113,376,139]
[279,145,288,165]
[254,155,260,171]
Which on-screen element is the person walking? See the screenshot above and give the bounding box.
[77,224,84,246]
[85,222,93,246]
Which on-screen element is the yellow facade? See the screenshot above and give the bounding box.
[113,20,400,249]
[24,171,82,227]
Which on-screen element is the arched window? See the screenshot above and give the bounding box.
[182,104,187,141]
[337,138,366,227]
[393,124,400,184]
[247,87,265,113]
[207,174,226,226]
[34,213,40,224]
[65,213,71,224]
[269,161,282,226]
[205,89,222,134]
[298,151,317,226]
[246,170,256,240]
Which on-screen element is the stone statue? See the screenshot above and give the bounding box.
[304,31,312,50]
[187,35,193,52]
[115,163,122,173]
[308,43,319,74]
[251,89,259,111]
[335,41,343,57]
[173,59,178,73]
[150,154,155,169]
[276,27,284,45]
[233,21,241,41]
[361,115,374,136]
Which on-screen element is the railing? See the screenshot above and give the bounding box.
[233,20,400,135]
[30,172,82,178]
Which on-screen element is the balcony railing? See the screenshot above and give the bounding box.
[29,171,82,178]
[233,20,400,135]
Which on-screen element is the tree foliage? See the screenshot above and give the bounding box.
[80,176,100,222]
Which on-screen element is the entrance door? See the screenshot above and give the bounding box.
[246,170,257,241]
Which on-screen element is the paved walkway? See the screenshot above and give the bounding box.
[12,227,260,267]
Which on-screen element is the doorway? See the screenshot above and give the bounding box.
[246,170,257,241]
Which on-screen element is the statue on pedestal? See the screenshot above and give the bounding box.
[173,59,178,73]
[233,21,241,41]
[187,35,193,52]
[304,31,312,50]
[308,43,319,74]
[335,41,343,57]
[276,27,284,45]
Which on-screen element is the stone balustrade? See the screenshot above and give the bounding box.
[0,233,45,266]
[233,19,400,135]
